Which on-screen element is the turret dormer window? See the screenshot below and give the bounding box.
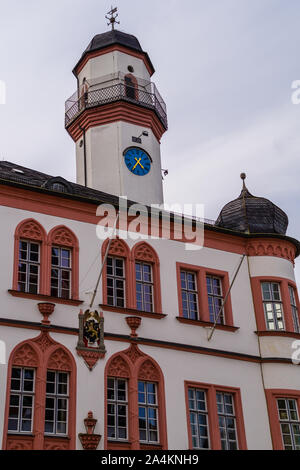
[289,286,300,333]
[261,282,284,331]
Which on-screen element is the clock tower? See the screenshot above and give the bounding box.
[65,18,168,205]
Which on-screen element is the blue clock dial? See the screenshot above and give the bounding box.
[123,147,151,176]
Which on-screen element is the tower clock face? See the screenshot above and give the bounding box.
[123,147,151,176]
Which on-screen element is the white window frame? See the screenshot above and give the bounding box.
[107,377,128,441]
[180,270,199,320]
[188,387,210,449]
[106,256,126,308]
[18,240,40,294]
[50,246,72,299]
[138,380,159,444]
[277,398,300,450]
[216,391,239,450]
[135,262,154,313]
[206,275,224,324]
[44,370,69,436]
[8,367,35,434]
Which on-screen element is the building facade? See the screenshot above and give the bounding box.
[0,27,300,451]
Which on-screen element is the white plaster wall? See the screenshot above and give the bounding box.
[248,256,295,281]
[78,51,151,85]
[262,363,300,390]
[76,121,164,205]
[1,204,299,449]
[259,336,298,360]
[0,326,272,450]
[0,205,298,359]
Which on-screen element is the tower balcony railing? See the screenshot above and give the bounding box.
[65,75,168,130]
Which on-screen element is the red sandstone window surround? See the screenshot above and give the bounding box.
[12,220,80,303]
[101,238,132,308]
[3,336,77,450]
[265,389,300,450]
[13,219,47,295]
[131,242,162,314]
[184,381,247,450]
[250,276,300,334]
[176,263,234,327]
[104,347,167,450]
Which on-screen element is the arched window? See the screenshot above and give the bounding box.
[124,74,138,101]
[12,219,47,295]
[131,242,162,314]
[2,335,76,450]
[104,346,167,450]
[47,226,79,300]
[101,238,132,308]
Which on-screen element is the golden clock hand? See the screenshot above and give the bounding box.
[132,157,144,170]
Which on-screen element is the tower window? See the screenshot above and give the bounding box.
[125,76,136,100]
[127,65,134,73]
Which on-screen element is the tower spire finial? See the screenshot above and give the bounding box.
[105,6,120,30]
[240,172,246,190]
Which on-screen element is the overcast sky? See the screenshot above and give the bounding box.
[0,0,300,278]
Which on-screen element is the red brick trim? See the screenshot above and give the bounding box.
[255,330,300,340]
[246,239,296,265]
[176,316,239,332]
[101,238,132,308]
[2,333,77,450]
[66,101,166,142]
[100,304,166,319]
[2,185,298,260]
[13,218,48,294]
[250,276,299,332]
[8,289,83,306]
[176,262,234,326]
[47,225,79,301]
[12,220,80,303]
[265,389,300,450]
[184,381,247,450]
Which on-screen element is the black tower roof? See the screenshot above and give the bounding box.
[73,30,155,75]
[215,174,289,235]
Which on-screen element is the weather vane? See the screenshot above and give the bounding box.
[105,6,120,30]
